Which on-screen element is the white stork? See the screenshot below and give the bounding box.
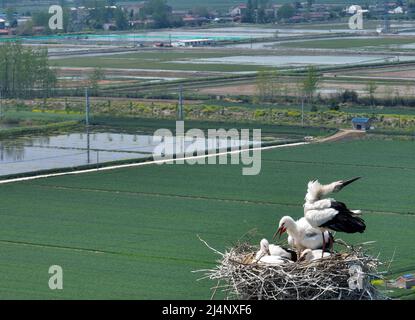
[274,216,332,252]
[254,239,295,265]
[303,178,365,253]
[299,249,331,262]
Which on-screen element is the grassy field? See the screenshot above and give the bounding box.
[0,138,415,299]
[281,37,415,49]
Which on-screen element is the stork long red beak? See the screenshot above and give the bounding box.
[273,226,287,240]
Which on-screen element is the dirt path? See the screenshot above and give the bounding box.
[317,129,366,143]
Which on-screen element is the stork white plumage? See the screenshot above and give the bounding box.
[253,239,294,265]
[274,216,331,252]
[299,249,331,262]
[254,239,271,262]
[303,178,365,253]
[304,177,361,204]
[257,255,289,266]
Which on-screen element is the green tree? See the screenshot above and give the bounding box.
[0,42,57,98]
[277,4,295,21]
[6,7,14,21]
[243,0,255,23]
[192,6,210,18]
[302,66,320,102]
[32,11,50,28]
[255,70,279,103]
[142,0,173,28]
[115,8,129,30]
[257,6,266,23]
[366,81,378,107]
[17,20,34,36]
[88,68,105,94]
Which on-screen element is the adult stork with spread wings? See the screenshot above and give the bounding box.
[303,178,366,252]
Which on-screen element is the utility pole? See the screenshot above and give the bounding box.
[0,91,3,120]
[85,87,90,126]
[178,85,184,121]
[87,126,90,164]
[85,87,90,164]
[301,96,305,127]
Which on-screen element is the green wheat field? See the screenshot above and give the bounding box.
[1,139,415,299]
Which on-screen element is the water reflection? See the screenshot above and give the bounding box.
[0,129,269,177]
[0,142,25,162]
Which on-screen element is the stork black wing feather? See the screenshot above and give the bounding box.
[320,201,366,233]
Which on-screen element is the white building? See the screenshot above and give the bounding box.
[172,39,214,47]
[388,6,403,14]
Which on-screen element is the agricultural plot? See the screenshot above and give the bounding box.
[51,50,272,73]
[0,139,414,299]
[280,37,415,49]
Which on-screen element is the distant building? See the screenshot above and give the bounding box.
[308,11,331,21]
[33,26,46,34]
[130,19,155,28]
[0,18,7,35]
[103,23,117,31]
[17,17,32,27]
[230,4,247,17]
[172,38,214,47]
[289,15,305,23]
[213,17,234,23]
[394,274,415,289]
[388,6,403,14]
[352,117,372,131]
[122,2,146,17]
[182,15,208,26]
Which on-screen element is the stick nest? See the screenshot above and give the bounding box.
[196,238,389,300]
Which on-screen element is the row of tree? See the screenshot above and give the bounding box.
[255,66,320,103]
[0,42,57,98]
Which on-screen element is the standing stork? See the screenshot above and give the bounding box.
[274,216,332,252]
[303,178,365,253]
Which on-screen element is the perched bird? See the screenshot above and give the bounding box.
[253,239,294,265]
[303,178,365,253]
[274,216,332,252]
[299,249,331,262]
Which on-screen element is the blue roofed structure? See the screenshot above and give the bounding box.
[394,274,415,289]
[351,117,372,131]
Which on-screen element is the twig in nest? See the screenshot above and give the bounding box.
[195,237,389,300]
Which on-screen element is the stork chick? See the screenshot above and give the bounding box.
[253,239,294,265]
[299,249,331,262]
